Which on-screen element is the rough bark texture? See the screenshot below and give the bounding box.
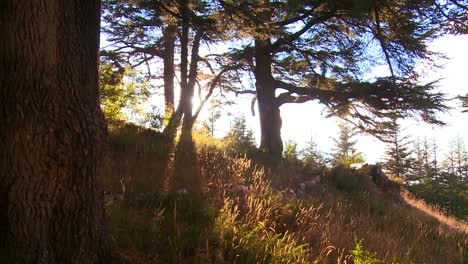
[254,38,283,157]
[163,20,176,116]
[0,1,118,263]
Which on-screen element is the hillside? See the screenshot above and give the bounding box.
[101,123,467,264]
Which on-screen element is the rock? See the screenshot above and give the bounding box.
[298,175,321,192]
[367,164,400,193]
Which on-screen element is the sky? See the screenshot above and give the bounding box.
[209,34,468,163]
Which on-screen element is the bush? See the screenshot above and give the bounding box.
[214,172,312,263]
[215,205,310,264]
[327,166,370,193]
[352,238,381,264]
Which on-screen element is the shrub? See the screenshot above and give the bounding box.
[214,183,312,263]
[352,238,381,264]
[327,166,370,193]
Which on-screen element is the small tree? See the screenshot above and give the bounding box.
[443,136,468,179]
[410,137,437,182]
[303,136,326,172]
[331,122,364,167]
[202,103,222,137]
[146,105,165,130]
[283,140,301,167]
[383,124,413,179]
[224,114,255,153]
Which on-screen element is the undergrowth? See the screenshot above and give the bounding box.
[104,129,467,263]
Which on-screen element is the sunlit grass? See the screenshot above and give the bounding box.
[401,191,468,234]
[102,128,467,263]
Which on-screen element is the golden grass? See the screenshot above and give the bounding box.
[206,149,467,263]
[103,132,467,264]
[401,190,468,234]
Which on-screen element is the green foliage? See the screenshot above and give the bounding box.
[383,123,413,179]
[283,140,302,168]
[408,137,431,180]
[406,174,468,221]
[215,198,310,264]
[352,238,381,264]
[331,123,364,167]
[224,114,256,154]
[302,136,327,173]
[403,135,468,220]
[219,1,463,140]
[99,60,150,122]
[145,105,165,130]
[107,121,163,146]
[442,136,468,178]
[328,166,370,193]
[193,128,228,152]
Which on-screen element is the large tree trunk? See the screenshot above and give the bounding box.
[171,119,201,193]
[254,38,283,157]
[163,18,176,117]
[169,0,203,193]
[0,1,120,263]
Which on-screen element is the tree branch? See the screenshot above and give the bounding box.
[270,11,336,52]
[276,93,315,106]
[192,68,229,121]
[274,80,317,95]
[449,0,468,11]
[373,3,396,81]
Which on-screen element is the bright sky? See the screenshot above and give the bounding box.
[212,34,468,163]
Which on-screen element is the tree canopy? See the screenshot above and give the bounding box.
[215,0,466,155]
[101,0,467,156]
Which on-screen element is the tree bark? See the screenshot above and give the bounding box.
[169,0,203,192]
[163,18,176,116]
[163,1,202,193]
[0,1,120,263]
[254,38,284,157]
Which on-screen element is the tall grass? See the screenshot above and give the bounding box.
[103,129,467,263]
[401,191,468,234]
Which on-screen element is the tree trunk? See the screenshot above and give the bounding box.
[254,38,283,157]
[168,0,203,193]
[171,118,201,193]
[0,1,120,263]
[163,19,176,117]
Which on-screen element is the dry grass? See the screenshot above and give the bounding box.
[102,130,467,264]
[401,191,468,234]
[199,147,467,263]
